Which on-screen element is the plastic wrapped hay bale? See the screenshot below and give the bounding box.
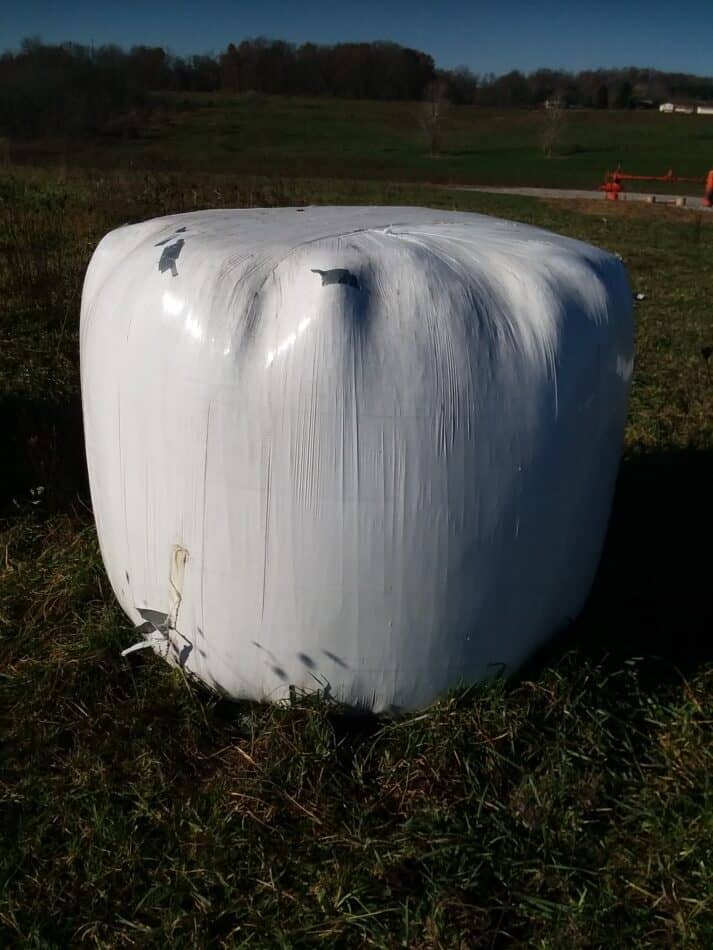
[80,207,633,712]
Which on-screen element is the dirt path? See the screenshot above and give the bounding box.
[443,184,709,208]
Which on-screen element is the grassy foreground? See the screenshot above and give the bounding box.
[1,169,712,946]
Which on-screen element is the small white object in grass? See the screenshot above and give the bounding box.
[121,629,167,656]
[635,292,646,301]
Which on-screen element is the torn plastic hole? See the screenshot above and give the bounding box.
[311,268,359,289]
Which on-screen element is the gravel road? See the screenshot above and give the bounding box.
[443,184,709,207]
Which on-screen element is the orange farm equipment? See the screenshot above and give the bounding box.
[600,168,713,205]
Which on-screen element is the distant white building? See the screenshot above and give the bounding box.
[660,101,713,115]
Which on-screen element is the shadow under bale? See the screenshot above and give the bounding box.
[0,394,87,515]
[526,447,713,678]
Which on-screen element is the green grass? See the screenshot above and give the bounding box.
[1,166,712,946]
[11,95,713,191]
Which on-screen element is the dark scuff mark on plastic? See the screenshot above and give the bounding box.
[322,649,349,669]
[252,640,277,659]
[158,238,185,276]
[196,630,207,658]
[311,268,359,289]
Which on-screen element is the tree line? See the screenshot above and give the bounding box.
[2,36,713,139]
[475,67,713,110]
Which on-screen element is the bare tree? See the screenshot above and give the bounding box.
[540,97,567,158]
[220,43,240,92]
[421,78,449,156]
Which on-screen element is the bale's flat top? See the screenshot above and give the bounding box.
[101,205,605,267]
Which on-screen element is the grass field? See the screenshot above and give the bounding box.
[1,163,712,947]
[10,95,713,191]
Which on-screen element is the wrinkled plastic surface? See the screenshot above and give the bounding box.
[80,207,633,712]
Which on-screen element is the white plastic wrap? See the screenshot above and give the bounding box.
[80,206,633,712]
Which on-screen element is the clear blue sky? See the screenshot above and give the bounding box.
[2,0,712,76]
